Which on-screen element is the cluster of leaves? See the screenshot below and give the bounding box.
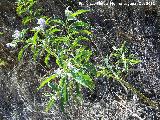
[12,0,97,112]
[16,0,41,25]
[97,42,157,107]
[97,42,141,78]
[8,0,157,113]
[36,10,96,112]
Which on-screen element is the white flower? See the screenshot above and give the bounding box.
[65,6,77,21]
[65,6,73,17]
[67,73,72,80]
[33,26,43,31]
[54,68,63,75]
[33,18,46,31]
[12,30,21,39]
[78,2,83,6]
[67,62,73,69]
[37,18,46,28]
[6,43,17,48]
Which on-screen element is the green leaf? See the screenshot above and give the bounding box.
[22,16,32,25]
[75,48,92,63]
[48,82,58,91]
[70,30,79,36]
[37,74,57,90]
[55,37,69,43]
[69,21,89,34]
[71,21,89,27]
[34,49,40,61]
[31,45,40,61]
[59,77,68,112]
[45,96,55,112]
[45,53,50,66]
[0,59,6,67]
[71,36,89,48]
[84,62,96,76]
[71,10,90,17]
[130,59,141,65]
[60,98,65,112]
[80,30,92,35]
[50,28,61,33]
[45,47,57,58]
[52,19,64,25]
[62,79,68,103]
[56,50,67,68]
[76,36,90,41]
[0,32,3,36]
[32,31,39,45]
[18,44,30,61]
[45,17,51,24]
[71,68,94,90]
[75,83,82,102]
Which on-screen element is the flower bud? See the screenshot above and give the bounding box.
[12,30,21,39]
[37,18,46,29]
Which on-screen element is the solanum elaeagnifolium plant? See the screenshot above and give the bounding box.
[97,42,157,107]
[8,0,158,113]
[9,0,96,112]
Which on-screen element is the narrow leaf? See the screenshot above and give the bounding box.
[48,82,58,91]
[32,31,39,45]
[80,30,92,35]
[52,19,64,25]
[71,10,90,17]
[37,74,57,90]
[18,44,30,61]
[62,80,68,103]
[75,83,82,102]
[71,69,94,90]
[45,53,50,66]
[130,59,141,64]
[45,96,55,112]
[71,21,89,27]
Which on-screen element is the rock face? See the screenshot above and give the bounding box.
[0,0,160,120]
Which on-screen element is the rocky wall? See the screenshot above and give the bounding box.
[0,0,160,119]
